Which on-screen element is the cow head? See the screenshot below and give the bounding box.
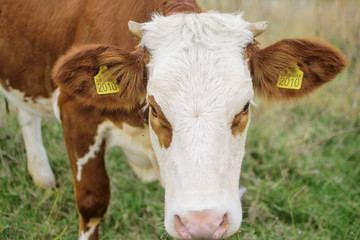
[53,12,346,240]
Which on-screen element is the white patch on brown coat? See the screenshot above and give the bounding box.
[76,121,158,183]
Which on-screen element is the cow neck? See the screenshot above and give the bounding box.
[106,102,149,129]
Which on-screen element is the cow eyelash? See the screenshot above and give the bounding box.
[150,105,157,117]
[242,102,250,114]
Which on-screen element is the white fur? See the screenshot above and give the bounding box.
[76,121,157,182]
[239,187,247,199]
[79,218,100,240]
[52,88,61,122]
[107,123,160,183]
[17,109,56,188]
[141,12,254,238]
[79,226,96,240]
[0,81,56,188]
[0,83,55,119]
[76,122,109,181]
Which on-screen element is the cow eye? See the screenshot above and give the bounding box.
[242,102,250,114]
[150,105,157,117]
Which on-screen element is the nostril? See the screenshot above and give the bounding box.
[174,211,229,239]
[174,215,192,239]
[213,214,229,239]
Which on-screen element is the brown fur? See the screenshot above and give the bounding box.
[246,38,347,100]
[0,0,200,239]
[58,92,110,237]
[231,111,249,136]
[58,90,148,235]
[161,0,201,16]
[0,0,200,98]
[148,96,173,148]
[53,45,149,112]
[0,0,85,97]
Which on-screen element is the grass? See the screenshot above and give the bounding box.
[1,0,360,239]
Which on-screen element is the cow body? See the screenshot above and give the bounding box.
[0,0,346,239]
[0,0,193,187]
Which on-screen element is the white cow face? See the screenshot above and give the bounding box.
[139,13,257,239]
[52,7,345,239]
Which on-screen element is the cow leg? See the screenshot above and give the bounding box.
[73,145,110,240]
[59,98,110,239]
[17,109,56,188]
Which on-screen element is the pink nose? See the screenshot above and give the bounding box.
[174,210,229,239]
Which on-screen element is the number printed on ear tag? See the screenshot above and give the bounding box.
[276,64,303,90]
[94,65,120,95]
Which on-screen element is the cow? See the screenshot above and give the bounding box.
[0,0,346,239]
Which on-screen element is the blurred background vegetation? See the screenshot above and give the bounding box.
[1,0,359,239]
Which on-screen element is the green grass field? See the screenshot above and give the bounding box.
[1,0,359,239]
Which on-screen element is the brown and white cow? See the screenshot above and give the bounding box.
[0,0,346,239]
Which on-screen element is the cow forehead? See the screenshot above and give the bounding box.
[147,53,253,125]
[140,13,254,53]
[142,13,254,123]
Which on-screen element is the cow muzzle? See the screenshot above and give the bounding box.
[174,210,229,239]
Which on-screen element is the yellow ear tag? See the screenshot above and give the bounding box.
[94,65,120,95]
[277,64,303,90]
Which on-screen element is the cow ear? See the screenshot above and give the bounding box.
[52,44,148,111]
[246,38,347,100]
